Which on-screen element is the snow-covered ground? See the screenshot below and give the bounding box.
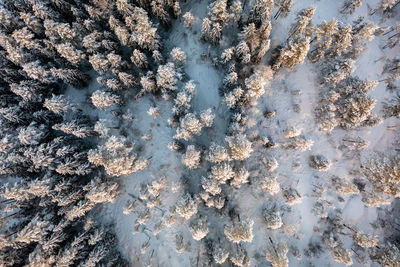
[88,0,400,266]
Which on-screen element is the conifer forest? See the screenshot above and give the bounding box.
[0,0,400,266]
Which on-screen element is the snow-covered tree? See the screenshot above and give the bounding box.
[88,136,148,176]
[274,37,310,70]
[91,90,121,109]
[156,62,178,92]
[275,0,294,19]
[170,47,186,64]
[131,49,148,69]
[189,216,209,240]
[175,193,199,219]
[213,244,229,264]
[44,94,74,114]
[183,12,195,29]
[341,0,363,14]
[182,145,201,169]
[265,240,289,267]
[263,205,283,229]
[224,219,254,243]
[226,134,253,160]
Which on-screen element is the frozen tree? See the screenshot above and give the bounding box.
[361,191,391,207]
[211,162,234,184]
[376,0,399,15]
[175,112,210,140]
[200,108,215,127]
[44,94,74,114]
[274,37,310,70]
[224,219,254,243]
[282,187,302,205]
[289,7,316,37]
[53,121,95,138]
[55,43,85,65]
[109,17,132,46]
[263,156,278,172]
[50,68,89,87]
[173,1,181,17]
[18,123,46,145]
[221,47,235,63]
[309,155,331,171]
[22,61,54,83]
[265,240,289,267]
[140,71,157,95]
[126,7,160,50]
[383,94,400,118]
[341,0,363,14]
[230,246,250,267]
[361,153,400,197]
[331,25,353,56]
[156,62,177,92]
[147,107,161,118]
[201,176,222,195]
[213,244,229,264]
[209,0,230,26]
[226,134,253,160]
[182,145,201,170]
[263,205,283,229]
[207,143,231,163]
[224,71,238,86]
[175,193,199,219]
[150,0,169,24]
[236,41,251,64]
[131,49,148,69]
[283,136,313,151]
[170,47,186,64]
[231,167,249,188]
[352,232,378,248]
[173,81,195,115]
[275,0,294,19]
[88,136,148,176]
[201,18,212,40]
[371,241,400,267]
[210,23,222,44]
[224,87,243,108]
[331,176,360,195]
[91,90,121,109]
[15,215,50,244]
[189,216,208,240]
[323,232,353,266]
[262,176,281,195]
[183,12,195,29]
[309,20,338,62]
[89,54,110,74]
[84,177,119,204]
[230,1,243,21]
[250,0,274,25]
[94,119,110,138]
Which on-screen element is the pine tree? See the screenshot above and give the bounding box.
[175,193,199,219]
[170,47,186,64]
[156,62,178,92]
[273,37,310,70]
[131,49,148,69]
[226,134,253,160]
[224,219,254,243]
[265,240,289,267]
[341,0,363,14]
[183,12,195,29]
[275,0,293,19]
[182,145,201,169]
[189,216,209,240]
[91,90,121,109]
